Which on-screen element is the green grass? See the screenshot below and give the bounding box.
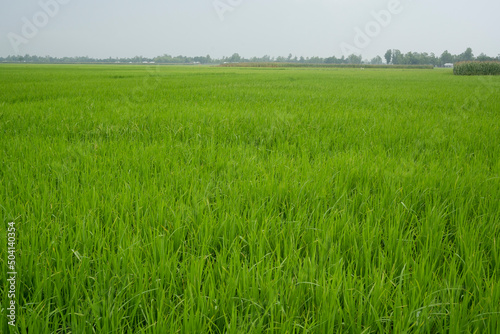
[0,64,499,333]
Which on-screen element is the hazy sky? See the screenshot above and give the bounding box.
[1,0,499,60]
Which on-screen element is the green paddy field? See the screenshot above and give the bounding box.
[1,64,499,333]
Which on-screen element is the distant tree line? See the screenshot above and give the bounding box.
[383,48,499,66]
[1,48,498,66]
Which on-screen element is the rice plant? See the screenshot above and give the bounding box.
[0,64,499,333]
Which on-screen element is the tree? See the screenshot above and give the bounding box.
[325,56,339,64]
[440,50,453,65]
[384,49,392,64]
[459,47,474,62]
[404,52,421,65]
[347,54,362,64]
[392,50,403,65]
[308,56,322,63]
[228,53,241,63]
[370,56,383,65]
[429,53,438,66]
[476,53,493,61]
[404,52,413,64]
